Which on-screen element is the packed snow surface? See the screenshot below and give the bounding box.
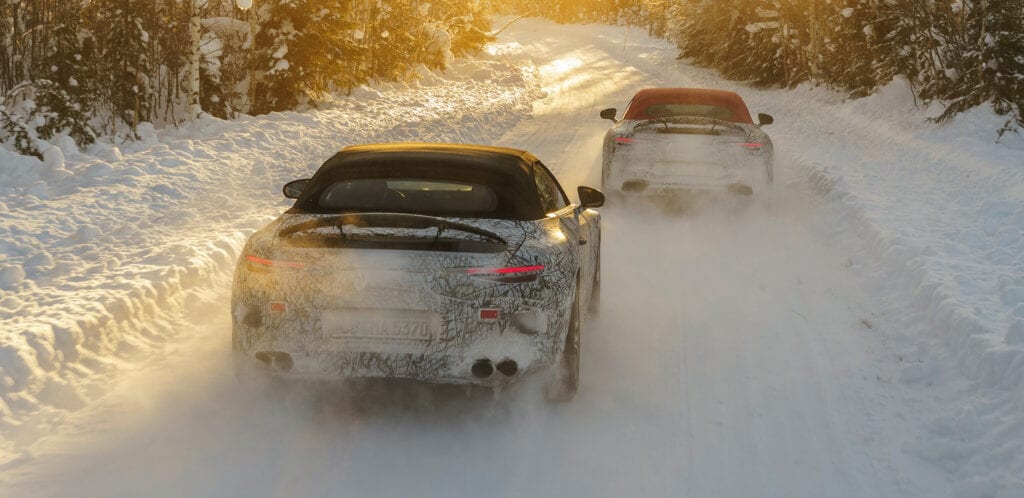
[2,17,1023,498]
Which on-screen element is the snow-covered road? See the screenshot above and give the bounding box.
[0,198,949,498]
[3,18,1023,498]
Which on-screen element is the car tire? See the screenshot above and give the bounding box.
[601,161,610,192]
[546,282,581,403]
[601,144,613,191]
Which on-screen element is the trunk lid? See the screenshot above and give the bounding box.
[615,119,758,188]
[262,213,545,307]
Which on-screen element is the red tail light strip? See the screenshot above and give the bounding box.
[467,265,545,283]
[467,265,545,275]
[245,255,306,269]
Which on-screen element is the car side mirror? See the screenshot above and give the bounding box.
[600,108,617,121]
[577,186,605,209]
[283,179,310,199]
[758,113,774,126]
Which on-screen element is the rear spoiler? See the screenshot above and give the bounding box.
[631,116,748,134]
[277,212,510,253]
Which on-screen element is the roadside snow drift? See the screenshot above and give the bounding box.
[0,56,543,429]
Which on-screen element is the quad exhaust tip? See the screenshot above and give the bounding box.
[471,359,494,379]
[621,180,648,192]
[255,351,294,372]
[472,358,519,379]
[728,183,754,196]
[496,359,519,377]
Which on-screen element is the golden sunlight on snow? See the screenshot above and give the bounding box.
[539,56,585,77]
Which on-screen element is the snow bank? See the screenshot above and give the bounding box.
[776,78,1024,497]
[791,78,1024,385]
[0,54,542,436]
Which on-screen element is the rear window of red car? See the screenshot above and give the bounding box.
[623,89,754,124]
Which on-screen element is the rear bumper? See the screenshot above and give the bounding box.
[604,153,771,196]
[232,348,550,386]
[231,301,567,387]
[615,179,757,197]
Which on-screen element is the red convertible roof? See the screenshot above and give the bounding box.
[622,88,754,124]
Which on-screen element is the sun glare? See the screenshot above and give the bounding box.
[540,56,585,77]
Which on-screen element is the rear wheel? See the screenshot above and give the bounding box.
[601,141,616,192]
[546,283,581,402]
[601,158,611,192]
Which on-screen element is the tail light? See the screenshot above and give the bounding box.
[735,142,766,156]
[245,254,306,271]
[467,265,544,283]
[610,136,651,145]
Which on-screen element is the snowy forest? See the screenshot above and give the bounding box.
[506,0,1024,136]
[0,0,491,158]
[3,1,1023,159]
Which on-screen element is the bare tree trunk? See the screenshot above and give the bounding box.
[977,0,987,84]
[808,0,821,79]
[187,0,202,119]
[6,2,25,91]
[248,2,257,114]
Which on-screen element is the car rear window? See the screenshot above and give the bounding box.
[642,103,735,121]
[623,89,754,123]
[293,153,547,220]
[318,179,499,216]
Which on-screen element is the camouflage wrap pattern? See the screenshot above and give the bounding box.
[232,209,599,386]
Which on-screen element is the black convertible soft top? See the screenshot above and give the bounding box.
[291,143,548,220]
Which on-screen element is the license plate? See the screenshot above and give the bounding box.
[656,159,723,172]
[323,309,440,353]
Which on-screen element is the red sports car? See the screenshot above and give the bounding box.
[600,88,774,197]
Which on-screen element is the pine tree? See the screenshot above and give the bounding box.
[988,0,1024,135]
[817,0,891,97]
[253,0,364,114]
[0,2,96,155]
[85,0,156,138]
[933,0,1024,133]
[32,18,97,149]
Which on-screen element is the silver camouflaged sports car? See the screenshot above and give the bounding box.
[232,143,603,401]
[600,88,774,197]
